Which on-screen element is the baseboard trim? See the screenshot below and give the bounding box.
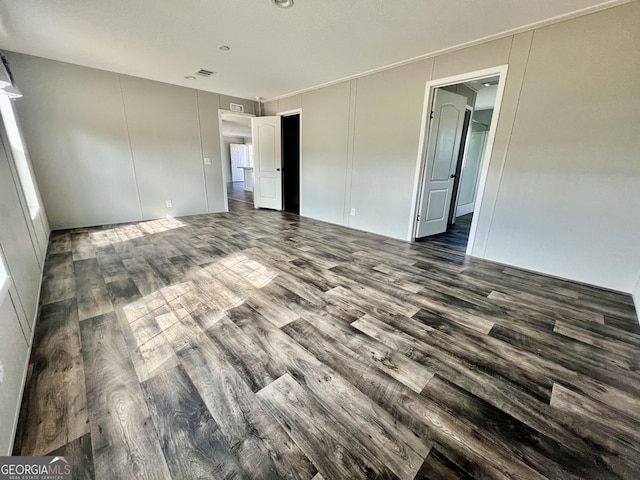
[456,203,474,217]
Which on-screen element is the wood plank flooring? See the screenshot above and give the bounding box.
[13,208,640,479]
[227,182,254,212]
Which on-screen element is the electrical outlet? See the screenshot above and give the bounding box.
[350,208,356,216]
[203,157,211,165]
[166,200,172,208]
[0,360,4,385]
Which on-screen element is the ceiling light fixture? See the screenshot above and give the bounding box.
[184,75,196,80]
[272,0,294,8]
[218,45,230,51]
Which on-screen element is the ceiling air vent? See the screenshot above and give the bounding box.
[194,68,215,77]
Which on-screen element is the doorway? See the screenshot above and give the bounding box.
[409,66,508,254]
[219,112,255,211]
[281,113,300,214]
[252,109,302,213]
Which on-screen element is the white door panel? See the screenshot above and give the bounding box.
[258,126,276,170]
[230,144,249,182]
[425,189,448,221]
[431,105,461,180]
[416,89,467,238]
[251,116,282,210]
[259,178,277,198]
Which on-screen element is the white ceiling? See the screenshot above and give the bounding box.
[0,0,626,101]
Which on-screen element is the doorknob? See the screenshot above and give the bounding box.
[450,174,456,179]
[276,168,281,171]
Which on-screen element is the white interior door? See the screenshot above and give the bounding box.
[251,116,282,210]
[230,144,249,182]
[416,89,467,238]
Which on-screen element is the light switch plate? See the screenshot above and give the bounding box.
[204,157,211,165]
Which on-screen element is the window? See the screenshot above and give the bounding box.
[0,95,40,219]
[0,247,9,302]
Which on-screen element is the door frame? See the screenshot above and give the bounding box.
[218,109,256,212]
[408,65,508,256]
[276,108,303,214]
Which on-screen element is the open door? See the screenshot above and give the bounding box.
[416,89,467,238]
[448,108,473,226]
[251,116,282,210]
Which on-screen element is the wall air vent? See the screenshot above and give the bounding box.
[194,68,215,77]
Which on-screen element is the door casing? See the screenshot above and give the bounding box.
[408,65,509,257]
[277,108,303,215]
[217,109,256,212]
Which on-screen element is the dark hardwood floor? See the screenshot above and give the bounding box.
[13,207,640,479]
[227,182,254,212]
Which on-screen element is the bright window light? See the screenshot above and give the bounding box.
[0,249,9,302]
[0,95,40,219]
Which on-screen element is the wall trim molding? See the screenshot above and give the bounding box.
[264,0,631,103]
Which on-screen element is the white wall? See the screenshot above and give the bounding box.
[121,76,208,219]
[219,95,257,116]
[198,92,227,213]
[0,112,49,454]
[7,52,257,229]
[300,82,352,225]
[480,3,640,293]
[265,95,302,115]
[265,2,640,294]
[349,59,433,238]
[0,298,29,455]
